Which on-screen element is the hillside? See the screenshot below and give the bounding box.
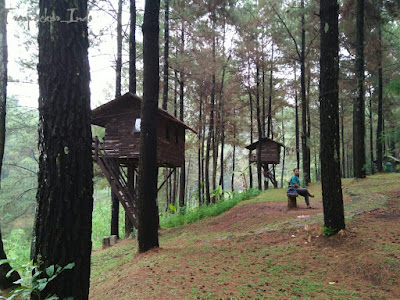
[90,173,400,299]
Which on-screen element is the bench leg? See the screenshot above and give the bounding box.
[288,196,297,208]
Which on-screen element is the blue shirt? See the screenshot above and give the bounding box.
[289,175,300,187]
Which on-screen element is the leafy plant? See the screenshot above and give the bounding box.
[0,259,75,300]
[322,226,337,237]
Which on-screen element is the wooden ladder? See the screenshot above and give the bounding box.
[93,137,138,228]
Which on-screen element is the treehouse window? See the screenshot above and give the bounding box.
[133,118,141,133]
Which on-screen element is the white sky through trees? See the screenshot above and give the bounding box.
[6,0,145,109]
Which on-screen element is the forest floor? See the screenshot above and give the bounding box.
[90,173,400,299]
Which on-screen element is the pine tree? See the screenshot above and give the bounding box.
[319,0,345,233]
[32,0,93,298]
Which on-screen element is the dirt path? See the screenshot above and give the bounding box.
[90,181,400,299]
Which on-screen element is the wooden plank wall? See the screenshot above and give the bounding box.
[103,109,185,167]
[249,140,281,164]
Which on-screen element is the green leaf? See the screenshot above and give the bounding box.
[46,265,55,277]
[63,262,75,270]
[38,280,48,291]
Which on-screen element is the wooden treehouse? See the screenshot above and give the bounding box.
[245,137,284,165]
[91,92,196,228]
[245,137,285,189]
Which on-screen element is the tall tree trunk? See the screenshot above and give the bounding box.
[340,97,346,177]
[376,0,383,172]
[294,65,300,170]
[369,89,374,175]
[126,0,136,234]
[0,0,21,290]
[137,0,160,253]
[301,0,310,186]
[111,0,123,238]
[162,0,169,110]
[129,0,136,94]
[256,65,262,190]
[248,89,253,189]
[319,0,345,233]
[306,65,311,182]
[198,94,203,206]
[262,50,266,138]
[125,166,135,238]
[267,45,273,138]
[280,108,286,188]
[353,0,366,179]
[32,0,93,297]
[179,20,185,208]
[232,111,236,192]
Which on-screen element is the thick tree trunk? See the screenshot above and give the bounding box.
[137,0,160,253]
[0,2,20,288]
[33,1,93,298]
[111,0,123,237]
[179,20,185,207]
[353,0,366,179]
[162,0,169,110]
[319,0,345,233]
[129,0,137,94]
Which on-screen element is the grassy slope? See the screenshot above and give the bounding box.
[90,173,400,299]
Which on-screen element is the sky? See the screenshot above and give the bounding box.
[6,0,144,109]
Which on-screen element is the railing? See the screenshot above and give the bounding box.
[93,137,138,228]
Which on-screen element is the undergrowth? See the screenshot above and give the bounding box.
[160,188,260,228]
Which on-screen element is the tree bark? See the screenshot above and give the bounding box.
[32,1,93,298]
[294,65,300,170]
[129,0,137,94]
[179,20,185,207]
[319,0,345,233]
[256,65,262,190]
[125,166,135,238]
[162,0,169,110]
[376,0,383,172]
[301,0,310,186]
[369,89,374,175]
[137,0,160,253]
[0,1,21,289]
[353,0,366,178]
[111,0,123,238]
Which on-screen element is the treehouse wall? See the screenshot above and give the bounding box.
[249,140,281,164]
[103,113,185,167]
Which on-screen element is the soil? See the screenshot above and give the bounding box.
[90,184,400,299]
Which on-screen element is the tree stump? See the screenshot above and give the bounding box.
[102,237,110,249]
[288,195,297,208]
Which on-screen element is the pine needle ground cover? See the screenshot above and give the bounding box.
[90,173,400,299]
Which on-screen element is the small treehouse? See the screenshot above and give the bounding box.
[245,137,285,189]
[245,137,284,165]
[92,92,196,228]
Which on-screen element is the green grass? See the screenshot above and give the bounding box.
[159,188,260,228]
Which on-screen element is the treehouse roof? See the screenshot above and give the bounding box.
[91,92,196,133]
[245,137,285,150]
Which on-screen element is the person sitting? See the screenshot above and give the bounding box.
[289,168,314,208]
